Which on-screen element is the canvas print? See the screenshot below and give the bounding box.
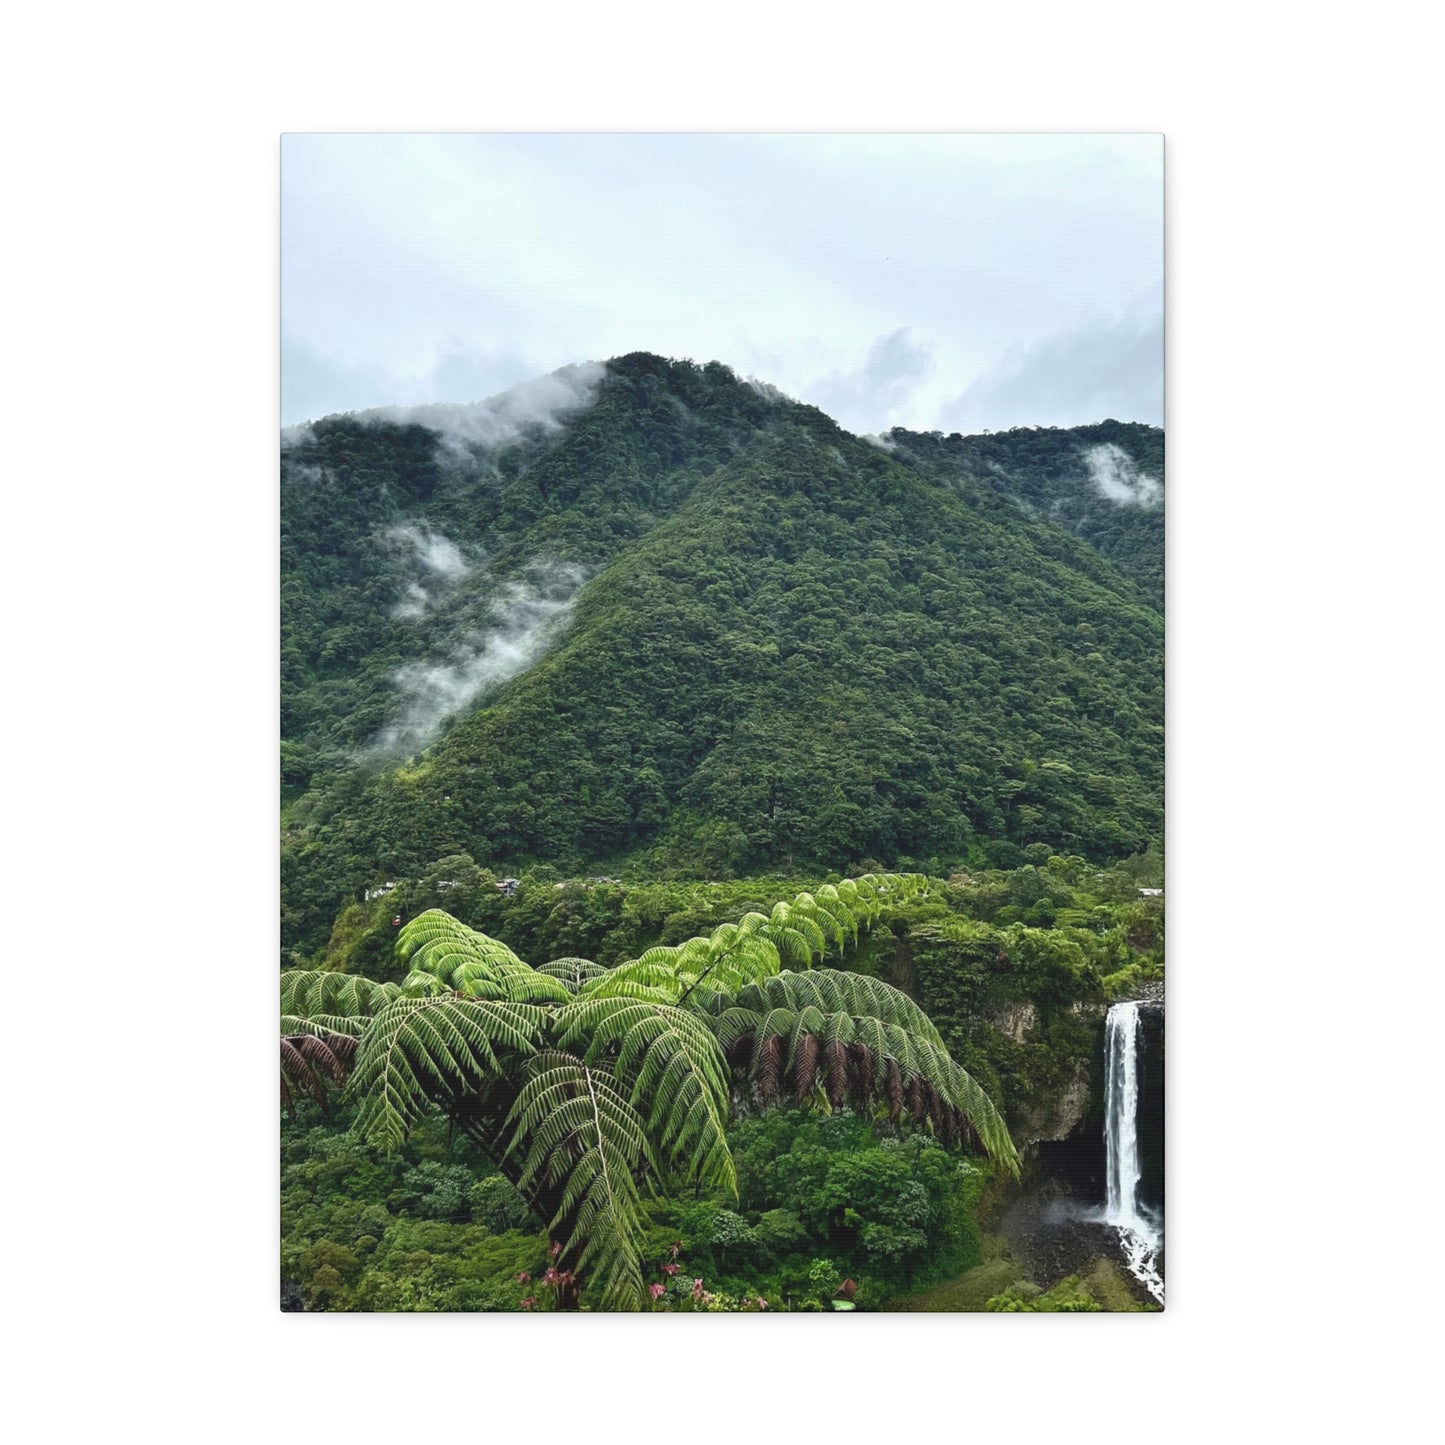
[280,133,1164,1312]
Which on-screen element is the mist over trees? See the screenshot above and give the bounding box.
[281,353,1164,961]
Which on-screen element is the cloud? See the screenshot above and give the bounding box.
[384,523,474,619]
[939,307,1163,433]
[359,361,606,461]
[742,376,792,405]
[386,523,469,580]
[369,563,587,755]
[282,134,1161,435]
[282,332,417,426]
[1083,443,1163,507]
[805,329,935,434]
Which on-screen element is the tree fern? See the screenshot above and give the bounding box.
[277,870,1019,1309]
[705,968,1020,1177]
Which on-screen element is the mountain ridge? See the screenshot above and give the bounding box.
[281,353,1163,958]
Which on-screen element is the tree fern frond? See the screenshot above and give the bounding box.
[553,998,735,1194]
[281,1012,367,1041]
[575,964,681,1005]
[736,970,947,1048]
[396,912,551,999]
[712,1006,765,1052]
[848,1040,875,1109]
[506,1051,651,1309]
[793,1033,821,1102]
[792,893,844,953]
[281,970,400,1023]
[769,902,827,957]
[814,884,859,945]
[824,1038,850,1107]
[351,996,544,1152]
[280,1032,357,1115]
[536,957,610,993]
[757,1032,785,1105]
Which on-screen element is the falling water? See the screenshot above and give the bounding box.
[1104,1000,1165,1304]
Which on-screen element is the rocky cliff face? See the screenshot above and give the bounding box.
[985,997,1103,1148]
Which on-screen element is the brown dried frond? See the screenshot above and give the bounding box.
[793,1034,821,1102]
[280,1032,355,1115]
[824,1039,849,1108]
[884,1057,903,1123]
[847,1042,874,1111]
[922,1079,945,1134]
[906,1075,924,1124]
[758,1034,785,1106]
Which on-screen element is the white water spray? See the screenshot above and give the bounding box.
[1104,1000,1164,1304]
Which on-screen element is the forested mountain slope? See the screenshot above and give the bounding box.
[885,422,1164,608]
[282,354,1163,959]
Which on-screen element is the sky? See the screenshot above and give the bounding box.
[282,133,1162,436]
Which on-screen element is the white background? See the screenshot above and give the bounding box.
[3,2,1438,1439]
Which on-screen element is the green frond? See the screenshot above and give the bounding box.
[398,971,448,998]
[769,902,827,957]
[396,911,544,997]
[735,970,947,1048]
[575,975,680,1005]
[535,957,610,993]
[713,1005,765,1052]
[506,1051,652,1309]
[578,956,684,1003]
[759,922,815,969]
[814,884,859,944]
[705,963,1019,1177]
[554,997,736,1198]
[281,1012,366,1041]
[280,970,400,1023]
[350,995,545,1152]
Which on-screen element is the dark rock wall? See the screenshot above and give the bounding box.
[1136,1001,1165,1212]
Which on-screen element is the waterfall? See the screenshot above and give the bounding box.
[1104,1000,1165,1304]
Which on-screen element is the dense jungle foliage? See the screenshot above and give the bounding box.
[884,421,1165,609]
[280,354,1165,1312]
[281,855,1163,1312]
[281,353,1164,962]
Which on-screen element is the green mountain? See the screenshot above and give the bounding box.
[281,354,1163,958]
[884,421,1165,608]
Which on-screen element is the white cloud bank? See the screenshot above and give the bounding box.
[281,133,1162,435]
[385,523,474,619]
[360,361,606,460]
[370,563,587,755]
[1084,442,1163,507]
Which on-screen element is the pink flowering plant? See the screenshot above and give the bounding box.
[515,1245,577,1312]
